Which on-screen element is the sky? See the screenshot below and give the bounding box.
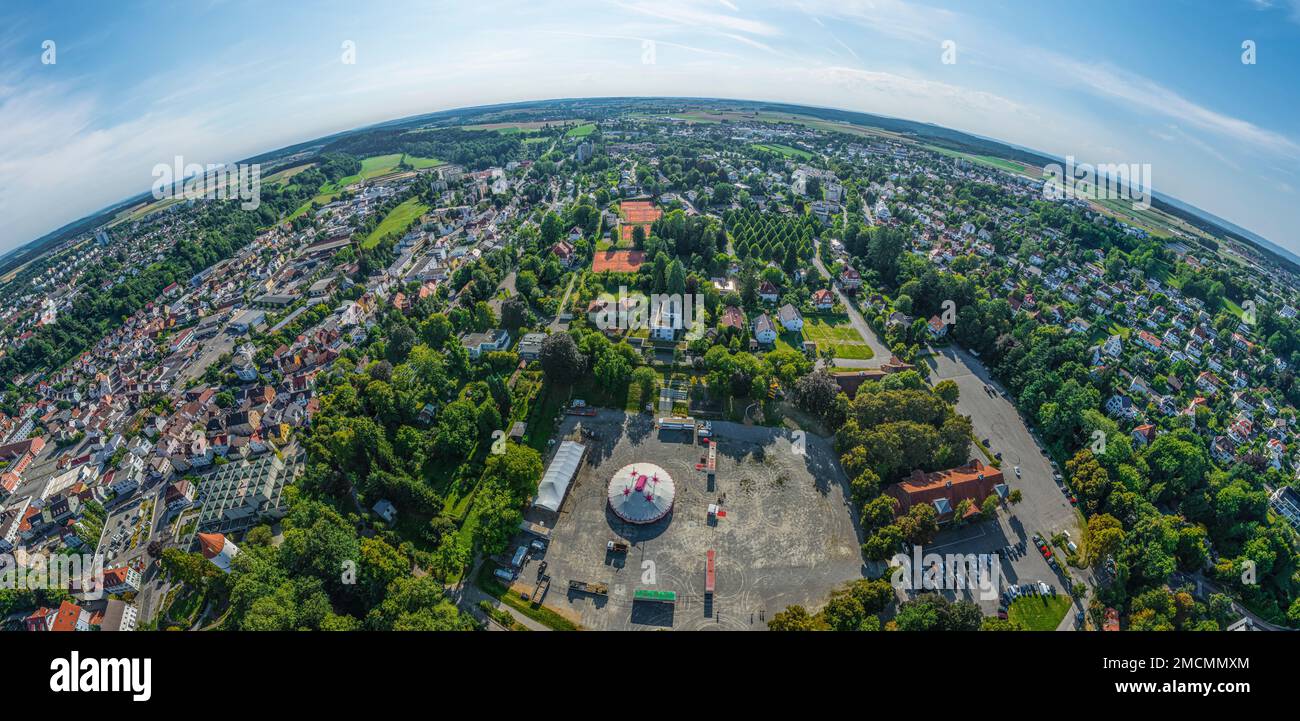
[1,0,1298,255]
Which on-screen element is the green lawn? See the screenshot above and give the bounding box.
[752,143,814,160]
[362,197,429,249]
[802,315,875,360]
[565,123,597,138]
[923,145,1029,174]
[290,153,430,220]
[1008,594,1072,631]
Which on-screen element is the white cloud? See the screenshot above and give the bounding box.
[1039,53,1300,157]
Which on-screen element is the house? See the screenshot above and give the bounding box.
[758,281,779,303]
[1105,394,1137,420]
[517,332,546,361]
[812,289,835,311]
[1269,486,1300,531]
[1135,330,1162,353]
[372,499,398,523]
[926,315,948,339]
[839,267,862,291]
[719,305,745,330]
[1196,371,1222,397]
[157,477,193,509]
[1102,334,1123,358]
[460,329,512,359]
[753,313,777,345]
[551,241,577,268]
[777,303,803,332]
[884,460,1004,523]
[1068,317,1092,334]
[649,297,681,342]
[101,566,141,595]
[1131,424,1156,447]
[1211,436,1236,464]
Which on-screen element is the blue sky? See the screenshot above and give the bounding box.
[1,0,1298,254]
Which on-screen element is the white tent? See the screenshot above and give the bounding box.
[534,441,586,512]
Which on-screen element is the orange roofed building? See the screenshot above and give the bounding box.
[885,459,1005,523]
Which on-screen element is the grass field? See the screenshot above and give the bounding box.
[565,122,597,138]
[264,162,316,185]
[923,144,1029,174]
[752,143,814,160]
[362,197,429,249]
[802,315,874,360]
[288,153,438,220]
[1008,594,1072,631]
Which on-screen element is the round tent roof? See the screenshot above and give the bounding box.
[607,463,676,524]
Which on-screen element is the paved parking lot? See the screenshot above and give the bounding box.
[518,410,865,630]
[98,486,166,569]
[918,344,1089,618]
[924,345,1082,540]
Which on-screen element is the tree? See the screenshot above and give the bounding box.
[897,503,940,545]
[933,379,960,405]
[767,604,825,631]
[539,332,584,385]
[631,366,658,402]
[482,444,544,498]
[1084,513,1125,567]
[793,370,841,423]
[500,297,527,331]
[160,548,219,588]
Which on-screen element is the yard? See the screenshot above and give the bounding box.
[1008,594,1072,630]
[792,315,875,361]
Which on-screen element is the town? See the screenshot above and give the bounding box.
[1,97,1296,634]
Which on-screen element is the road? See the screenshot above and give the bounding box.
[809,239,891,367]
[549,273,577,330]
[488,270,517,317]
[1171,570,1293,631]
[452,556,550,631]
[808,240,1092,618]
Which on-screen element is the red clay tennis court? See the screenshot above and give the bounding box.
[592,249,645,273]
[619,200,661,242]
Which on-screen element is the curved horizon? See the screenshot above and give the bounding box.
[2,0,1297,256]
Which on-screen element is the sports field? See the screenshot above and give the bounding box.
[619,200,660,242]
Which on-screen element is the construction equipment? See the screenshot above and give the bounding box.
[568,579,609,596]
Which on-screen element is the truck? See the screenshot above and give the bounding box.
[568,579,609,596]
[607,540,629,553]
